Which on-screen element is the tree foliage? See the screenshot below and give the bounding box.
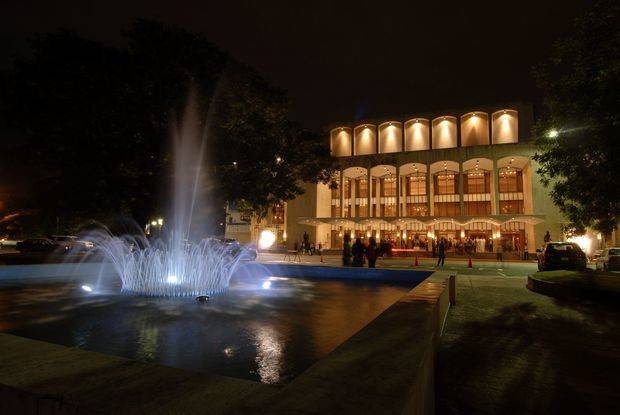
[533,0,619,235]
[0,20,332,234]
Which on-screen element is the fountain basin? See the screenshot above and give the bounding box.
[0,263,430,384]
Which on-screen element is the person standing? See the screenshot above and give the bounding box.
[496,240,503,262]
[437,238,446,268]
[523,242,529,260]
[352,238,366,267]
[342,234,352,266]
[544,231,551,244]
[366,237,378,268]
[302,231,310,253]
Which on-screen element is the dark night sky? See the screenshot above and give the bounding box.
[2,0,593,129]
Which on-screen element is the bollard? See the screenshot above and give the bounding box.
[449,275,456,306]
[467,257,473,268]
[414,255,419,266]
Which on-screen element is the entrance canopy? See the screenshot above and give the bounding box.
[298,214,545,227]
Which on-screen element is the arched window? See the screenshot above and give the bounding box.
[498,166,524,214]
[433,169,459,216]
[498,166,523,192]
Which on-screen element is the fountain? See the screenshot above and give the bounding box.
[83,94,244,296]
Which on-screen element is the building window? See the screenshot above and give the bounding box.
[343,179,351,198]
[356,178,368,198]
[382,204,397,216]
[331,205,340,217]
[381,177,396,196]
[465,171,490,194]
[500,200,524,214]
[434,202,460,216]
[272,204,285,224]
[407,174,426,195]
[498,168,523,193]
[406,203,428,216]
[331,180,339,199]
[464,201,492,215]
[434,173,458,195]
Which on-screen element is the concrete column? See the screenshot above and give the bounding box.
[396,165,401,217]
[376,177,381,217]
[351,176,356,217]
[427,170,433,216]
[367,168,372,217]
[458,162,464,215]
[339,170,344,218]
[456,116,462,148]
[492,159,500,214]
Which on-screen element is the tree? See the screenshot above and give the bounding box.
[1,20,333,235]
[533,0,619,236]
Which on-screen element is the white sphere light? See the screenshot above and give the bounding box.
[258,230,276,250]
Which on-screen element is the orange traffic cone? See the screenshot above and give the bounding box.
[468,257,473,268]
[414,256,419,266]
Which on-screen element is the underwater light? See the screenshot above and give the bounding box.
[81,285,93,293]
[167,275,178,284]
[262,281,272,289]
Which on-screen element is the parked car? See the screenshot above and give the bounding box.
[0,237,21,248]
[537,242,587,271]
[49,235,95,252]
[220,238,257,261]
[591,249,603,262]
[15,238,59,253]
[595,247,620,271]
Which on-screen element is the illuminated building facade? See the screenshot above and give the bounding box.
[282,103,567,256]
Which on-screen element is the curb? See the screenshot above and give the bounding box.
[526,275,620,302]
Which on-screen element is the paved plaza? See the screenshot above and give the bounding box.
[436,274,620,415]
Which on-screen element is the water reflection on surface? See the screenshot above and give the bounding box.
[0,276,412,383]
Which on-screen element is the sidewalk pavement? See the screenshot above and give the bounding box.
[258,253,538,277]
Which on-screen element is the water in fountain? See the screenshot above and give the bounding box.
[83,95,244,296]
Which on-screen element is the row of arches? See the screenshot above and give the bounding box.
[330,109,518,157]
[329,156,531,219]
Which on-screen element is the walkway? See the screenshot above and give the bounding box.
[436,274,620,414]
[258,253,538,277]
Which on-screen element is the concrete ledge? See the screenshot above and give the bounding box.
[235,271,454,414]
[0,334,275,415]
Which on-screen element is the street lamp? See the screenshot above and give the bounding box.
[547,129,559,138]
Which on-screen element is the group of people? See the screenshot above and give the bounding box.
[295,232,321,255]
[341,235,380,268]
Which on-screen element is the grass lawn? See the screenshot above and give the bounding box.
[534,270,620,293]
